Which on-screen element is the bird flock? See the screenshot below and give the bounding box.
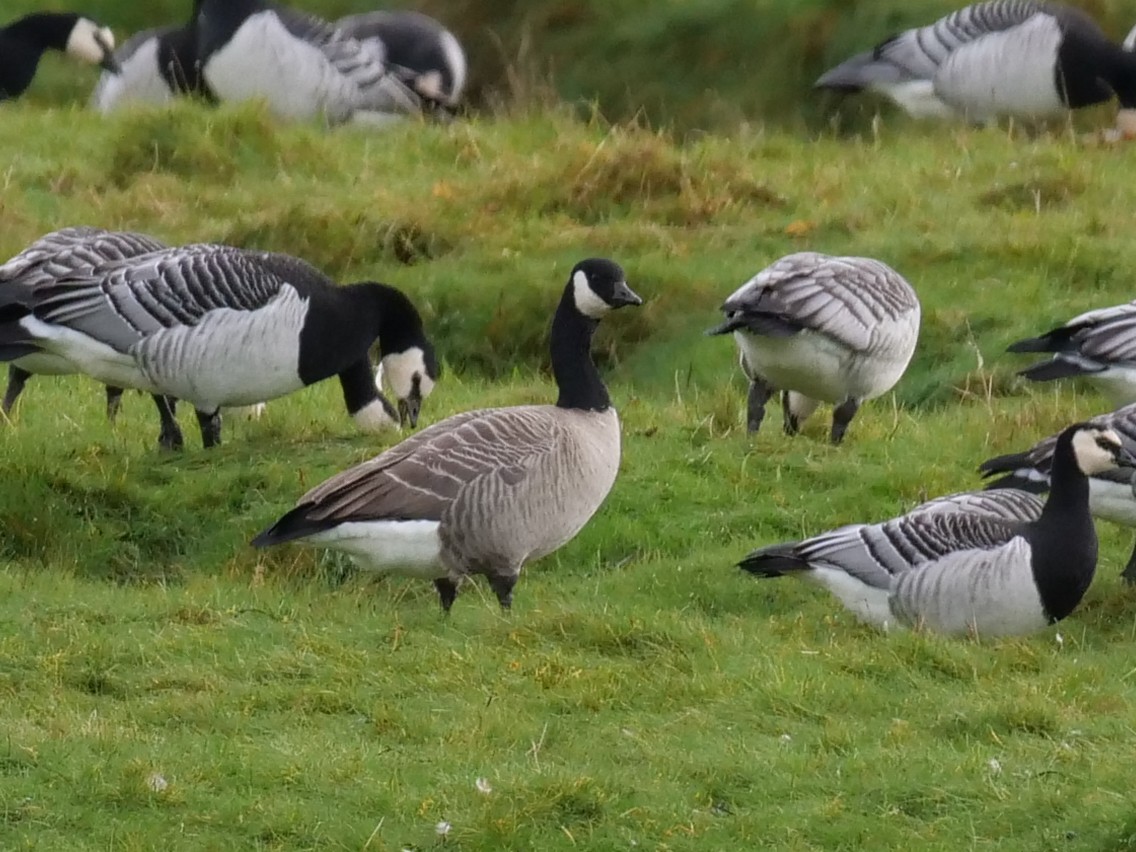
[5,0,1136,637]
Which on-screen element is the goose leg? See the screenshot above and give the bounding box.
[782,390,800,436]
[2,366,30,414]
[195,409,222,449]
[1121,536,1136,585]
[488,573,517,610]
[434,578,458,613]
[105,386,125,422]
[746,378,772,433]
[152,395,184,451]
[830,398,861,445]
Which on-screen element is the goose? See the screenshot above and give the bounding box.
[815,1,1136,132]
[707,252,921,444]
[251,258,641,612]
[739,423,1135,636]
[90,24,212,113]
[335,10,468,112]
[0,226,187,446]
[0,12,118,100]
[980,403,1136,582]
[195,0,420,125]
[1007,300,1136,407]
[0,243,437,449]
[911,487,1044,522]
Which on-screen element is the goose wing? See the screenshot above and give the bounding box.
[718,252,918,351]
[911,488,1044,522]
[255,406,566,542]
[30,245,293,352]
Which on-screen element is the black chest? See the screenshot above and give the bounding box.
[1054,31,1116,109]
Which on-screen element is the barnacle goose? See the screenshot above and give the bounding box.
[1,12,118,100]
[335,10,467,112]
[195,0,420,125]
[815,1,1136,129]
[91,24,212,113]
[252,259,641,613]
[1008,300,1136,407]
[0,244,438,449]
[911,487,1044,522]
[0,226,186,446]
[981,404,1136,582]
[707,252,921,444]
[740,423,1135,636]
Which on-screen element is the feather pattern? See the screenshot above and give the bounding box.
[911,488,1045,521]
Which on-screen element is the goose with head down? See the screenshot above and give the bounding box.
[0,11,117,100]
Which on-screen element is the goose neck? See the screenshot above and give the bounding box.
[3,13,72,51]
[551,287,610,411]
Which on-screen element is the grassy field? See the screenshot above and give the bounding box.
[5,99,1136,850]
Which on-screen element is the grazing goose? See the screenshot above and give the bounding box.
[707,252,921,444]
[251,258,641,612]
[0,244,438,449]
[0,12,118,100]
[815,1,1136,129]
[1008,301,1136,407]
[335,10,468,112]
[739,423,1135,637]
[91,24,211,113]
[195,0,420,125]
[980,404,1136,581]
[0,226,184,444]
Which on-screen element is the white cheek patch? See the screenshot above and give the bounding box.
[66,19,112,65]
[573,270,612,319]
[1072,430,1119,476]
[381,348,428,399]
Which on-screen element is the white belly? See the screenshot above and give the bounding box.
[304,519,445,578]
[808,567,896,630]
[874,80,958,119]
[1084,366,1136,409]
[91,40,172,113]
[1089,478,1136,527]
[19,316,154,392]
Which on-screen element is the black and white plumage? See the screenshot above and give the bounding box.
[0,244,438,449]
[335,10,467,112]
[90,24,212,113]
[815,1,1136,126]
[981,404,1136,582]
[252,258,642,613]
[1008,301,1136,408]
[707,252,921,444]
[1,12,117,100]
[0,226,182,444]
[740,424,1135,637]
[910,487,1045,522]
[195,0,420,125]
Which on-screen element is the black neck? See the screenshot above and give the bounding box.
[371,283,426,357]
[195,0,263,52]
[1105,47,1136,109]
[337,357,382,415]
[1027,438,1097,623]
[3,13,77,51]
[551,286,610,411]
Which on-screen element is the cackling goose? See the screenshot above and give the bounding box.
[740,423,1135,636]
[707,252,921,444]
[251,258,642,612]
[815,1,1136,131]
[1008,300,1136,407]
[0,243,438,449]
[195,0,420,125]
[980,403,1136,582]
[1,12,117,100]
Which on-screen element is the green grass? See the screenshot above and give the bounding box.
[6,102,1136,849]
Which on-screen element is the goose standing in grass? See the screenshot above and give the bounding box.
[0,244,437,449]
[815,1,1136,134]
[1007,301,1136,407]
[0,11,118,100]
[739,423,1135,637]
[981,404,1136,582]
[0,226,183,444]
[252,258,641,613]
[335,10,467,113]
[707,252,920,444]
[195,0,420,125]
[90,24,211,113]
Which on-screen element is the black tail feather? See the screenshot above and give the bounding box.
[1006,328,1077,354]
[1017,357,1100,382]
[250,505,342,548]
[737,543,809,577]
[978,450,1050,493]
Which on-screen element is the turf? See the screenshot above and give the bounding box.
[4,100,1136,850]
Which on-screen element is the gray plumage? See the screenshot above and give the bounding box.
[708,252,921,444]
[911,487,1044,522]
[251,257,642,612]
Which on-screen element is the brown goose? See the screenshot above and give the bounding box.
[251,258,642,611]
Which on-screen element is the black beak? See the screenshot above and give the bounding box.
[1116,441,1136,469]
[96,34,120,73]
[398,395,421,429]
[610,280,643,308]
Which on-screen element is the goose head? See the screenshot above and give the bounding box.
[1066,424,1136,476]
[379,341,440,429]
[65,16,118,73]
[570,258,641,319]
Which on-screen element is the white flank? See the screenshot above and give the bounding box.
[873,80,957,119]
[11,351,81,377]
[438,30,467,103]
[18,315,151,392]
[353,397,399,432]
[1083,366,1136,409]
[66,19,114,65]
[304,519,444,578]
[573,270,612,319]
[91,38,171,113]
[1089,478,1136,526]
[203,11,353,122]
[807,567,895,629]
